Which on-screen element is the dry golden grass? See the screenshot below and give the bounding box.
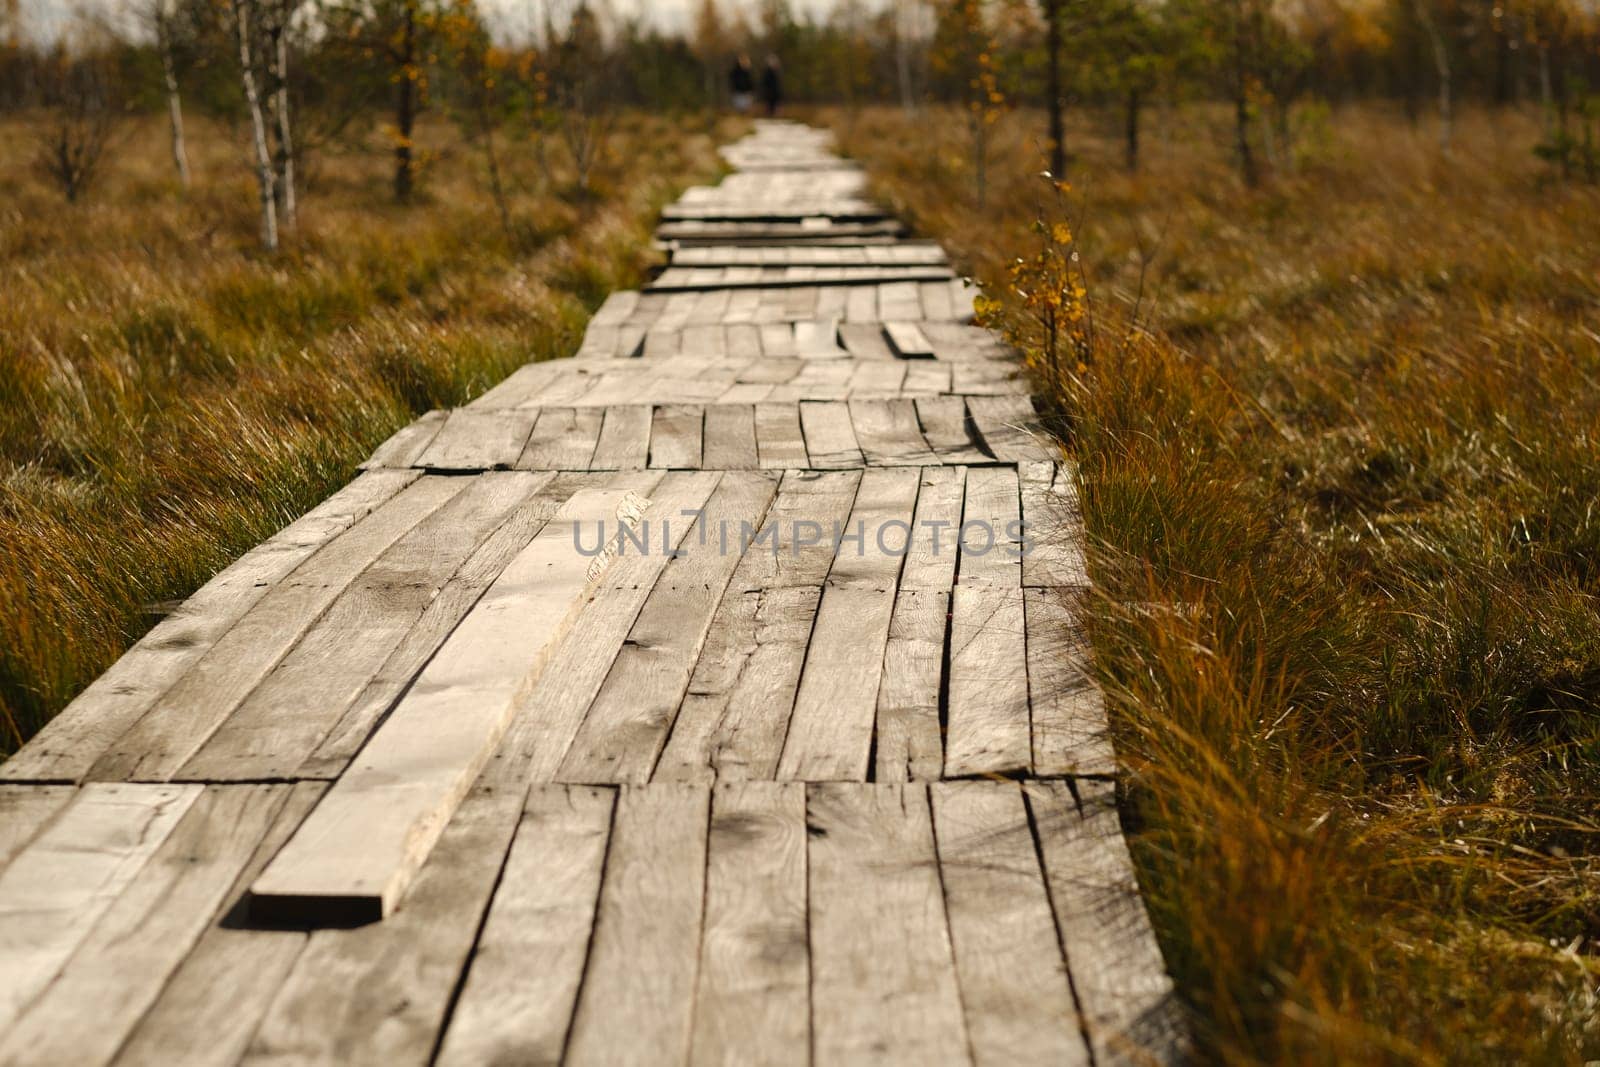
[0,109,735,750]
[830,103,1600,1063]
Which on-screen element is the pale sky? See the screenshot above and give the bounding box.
[20,0,862,44]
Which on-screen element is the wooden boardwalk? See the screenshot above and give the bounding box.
[0,122,1184,1065]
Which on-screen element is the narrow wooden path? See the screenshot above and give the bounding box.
[0,121,1184,1066]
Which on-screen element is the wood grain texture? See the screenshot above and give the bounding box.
[806,783,968,1066]
[1026,586,1117,777]
[89,475,467,783]
[931,782,1089,1066]
[0,470,419,784]
[592,405,653,470]
[0,786,74,873]
[702,404,760,469]
[243,781,527,1067]
[651,404,705,469]
[565,784,711,1067]
[180,472,542,782]
[1025,780,1188,1066]
[558,472,778,784]
[361,409,446,470]
[875,589,947,783]
[691,782,809,1067]
[480,472,718,790]
[945,583,1031,778]
[249,484,650,924]
[113,782,326,1067]
[297,472,585,779]
[416,409,537,470]
[1019,461,1089,587]
[435,785,615,1067]
[521,407,605,470]
[778,468,919,781]
[0,784,293,1067]
[798,401,862,469]
[0,783,201,1030]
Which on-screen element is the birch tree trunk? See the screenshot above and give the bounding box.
[232,0,279,251]
[1413,0,1452,152]
[894,0,916,113]
[264,0,295,227]
[155,3,190,189]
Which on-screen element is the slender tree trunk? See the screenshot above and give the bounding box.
[155,5,190,189]
[1413,0,1451,151]
[1231,3,1258,186]
[266,0,294,226]
[1125,86,1140,172]
[894,0,916,112]
[232,0,278,251]
[1045,0,1064,177]
[395,1,416,202]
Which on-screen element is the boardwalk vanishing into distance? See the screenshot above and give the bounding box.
[0,122,1184,1066]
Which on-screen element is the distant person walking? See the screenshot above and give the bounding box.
[761,55,783,117]
[729,55,755,114]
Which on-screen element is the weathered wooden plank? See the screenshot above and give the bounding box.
[360,409,446,470]
[415,409,537,470]
[0,783,201,1031]
[844,285,878,323]
[691,782,809,1067]
[591,404,653,470]
[884,321,935,359]
[755,402,809,469]
[591,289,640,327]
[920,279,956,321]
[849,398,939,467]
[298,473,594,778]
[1025,586,1116,777]
[651,404,705,469]
[916,396,988,465]
[946,584,1031,778]
[778,468,919,781]
[0,786,74,873]
[249,484,650,925]
[243,780,527,1067]
[846,360,908,399]
[520,406,605,470]
[874,588,947,783]
[838,320,895,358]
[179,473,543,782]
[1020,460,1090,586]
[565,784,711,1067]
[1,784,293,1067]
[806,783,968,1065]
[112,782,324,1067]
[0,470,419,784]
[948,466,1029,778]
[798,401,863,469]
[903,360,954,396]
[930,782,1089,1066]
[758,322,796,357]
[901,466,966,591]
[1024,781,1187,1065]
[960,465,1024,585]
[655,470,859,782]
[434,785,615,1067]
[967,395,1055,463]
[878,281,923,322]
[558,472,778,784]
[703,404,760,469]
[89,475,467,783]
[482,472,720,788]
